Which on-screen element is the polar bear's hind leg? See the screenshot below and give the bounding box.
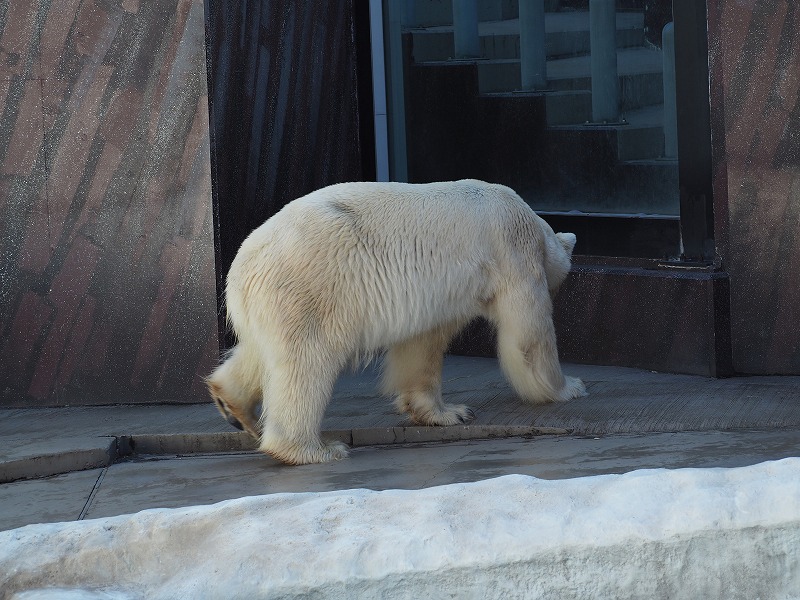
[206,344,263,439]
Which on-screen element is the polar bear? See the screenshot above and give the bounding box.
[207,180,586,465]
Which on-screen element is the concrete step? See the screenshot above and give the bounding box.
[548,121,666,160]
[409,12,645,62]
[481,91,667,157]
[517,118,678,214]
[472,46,663,113]
[408,0,521,27]
[517,161,679,215]
[482,89,593,125]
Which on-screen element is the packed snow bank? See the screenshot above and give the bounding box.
[2,459,800,600]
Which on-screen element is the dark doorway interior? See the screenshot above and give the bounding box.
[204,0,372,347]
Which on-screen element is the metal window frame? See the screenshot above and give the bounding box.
[674,0,715,262]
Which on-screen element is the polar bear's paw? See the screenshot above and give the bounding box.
[397,394,476,426]
[429,402,476,426]
[261,436,349,465]
[209,387,262,441]
[556,376,588,402]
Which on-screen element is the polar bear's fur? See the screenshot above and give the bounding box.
[207,180,586,465]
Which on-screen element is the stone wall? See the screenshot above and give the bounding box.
[709,1,800,374]
[0,0,217,405]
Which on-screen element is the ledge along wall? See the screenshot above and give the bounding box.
[0,0,218,406]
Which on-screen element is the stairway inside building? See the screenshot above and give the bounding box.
[400,0,680,218]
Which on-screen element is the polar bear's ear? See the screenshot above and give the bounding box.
[556,232,577,256]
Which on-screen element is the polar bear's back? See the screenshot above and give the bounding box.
[283,180,542,252]
[227,180,545,351]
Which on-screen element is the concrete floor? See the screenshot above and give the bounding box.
[3,429,799,532]
[2,356,800,532]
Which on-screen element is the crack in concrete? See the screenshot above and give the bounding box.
[78,466,108,521]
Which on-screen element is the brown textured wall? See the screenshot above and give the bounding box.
[0,0,217,406]
[710,0,800,374]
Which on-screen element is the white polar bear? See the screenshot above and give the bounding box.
[207,180,586,465]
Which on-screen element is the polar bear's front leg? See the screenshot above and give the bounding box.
[384,325,475,426]
[493,279,587,404]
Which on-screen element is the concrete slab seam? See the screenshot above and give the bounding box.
[77,467,109,521]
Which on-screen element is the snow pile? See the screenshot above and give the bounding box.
[2,459,800,599]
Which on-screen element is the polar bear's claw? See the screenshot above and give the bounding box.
[213,399,245,431]
[557,376,588,402]
[226,414,244,431]
[459,407,476,423]
[408,402,475,427]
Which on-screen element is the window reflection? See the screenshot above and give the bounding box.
[386,0,679,218]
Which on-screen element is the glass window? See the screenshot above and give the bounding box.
[377,0,710,260]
